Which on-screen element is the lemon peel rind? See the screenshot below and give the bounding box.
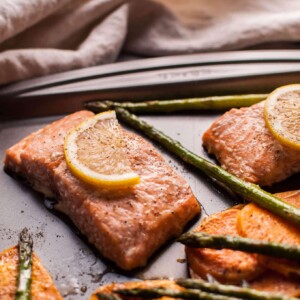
[264,84,300,151]
[65,160,140,188]
[64,110,140,188]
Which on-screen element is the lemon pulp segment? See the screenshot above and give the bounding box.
[64,111,140,188]
[264,84,300,150]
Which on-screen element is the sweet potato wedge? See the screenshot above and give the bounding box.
[259,258,300,281]
[237,190,300,245]
[0,246,62,300]
[90,279,182,300]
[186,207,264,284]
[250,271,300,297]
[237,190,300,279]
[276,190,300,207]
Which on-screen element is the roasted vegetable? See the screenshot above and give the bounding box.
[237,191,300,280]
[0,230,63,300]
[250,271,300,297]
[85,94,267,114]
[92,277,300,300]
[237,204,300,246]
[16,228,33,300]
[115,287,238,300]
[176,278,299,300]
[90,280,183,300]
[260,258,300,281]
[179,232,300,261]
[115,108,300,226]
[185,208,262,283]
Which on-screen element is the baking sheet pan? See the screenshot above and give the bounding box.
[0,111,299,299]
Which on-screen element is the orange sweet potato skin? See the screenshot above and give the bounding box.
[89,271,300,299]
[237,190,300,280]
[237,203,300,245]
[0,246,62,300]
[186,191,300,296]
[90,279,183,300]
[186,207,263,284]
[250,271,300,296]
[0,247,18,299]
[259,258,300,281]
[237,190,300,244]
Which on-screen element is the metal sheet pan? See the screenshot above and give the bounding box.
[3,50,300,119]
[2,50,300,97]
[0,111,299,299]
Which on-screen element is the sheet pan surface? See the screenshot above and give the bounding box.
[0,112,298,299]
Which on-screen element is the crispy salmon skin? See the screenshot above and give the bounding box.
[4,111,200,270]
[203,102,300,186]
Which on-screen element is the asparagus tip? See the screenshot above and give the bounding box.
[84,100,113,112]
[19,228,33,246]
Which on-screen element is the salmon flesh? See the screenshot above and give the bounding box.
[4,111,200,270]
[203,102,300,186]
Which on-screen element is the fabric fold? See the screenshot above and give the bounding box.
[0,0,300,85]
[0,2,128,85]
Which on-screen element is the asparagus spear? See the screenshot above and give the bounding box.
[176,279,298,300]
[85,94,267,114]
[115,108,300,226]
[115,287,239,300]
[178,232,300,260]
[16,228,33,300]
[96,293,122,300]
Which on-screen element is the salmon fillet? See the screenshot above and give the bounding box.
[202,102,300,186]
[0,246,63,300]
[4,111,200,270]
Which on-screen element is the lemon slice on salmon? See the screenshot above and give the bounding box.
[64,111,140,189]
[264,84,300,150]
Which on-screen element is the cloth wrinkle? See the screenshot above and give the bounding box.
[0,0,300,85]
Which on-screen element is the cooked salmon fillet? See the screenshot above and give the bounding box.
[4,111,200,270]
[0,246,63,300]
[203,102,300,186]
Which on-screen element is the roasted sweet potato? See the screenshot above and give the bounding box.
[276,190,300,207]
[237,190,300,279]
[186,208,264,284]
[237,190,300,244]
[250,271,300,297]
[90,279,182,300]
[0,246,62,300]
[259,257,300,281]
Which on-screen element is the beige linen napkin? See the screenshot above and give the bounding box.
[0,0,300,85]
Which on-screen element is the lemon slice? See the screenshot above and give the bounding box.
[264,84,300,150]
[64,111,140,188]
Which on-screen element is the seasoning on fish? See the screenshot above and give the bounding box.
[202,102,300,186]
[4,110,200,270]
